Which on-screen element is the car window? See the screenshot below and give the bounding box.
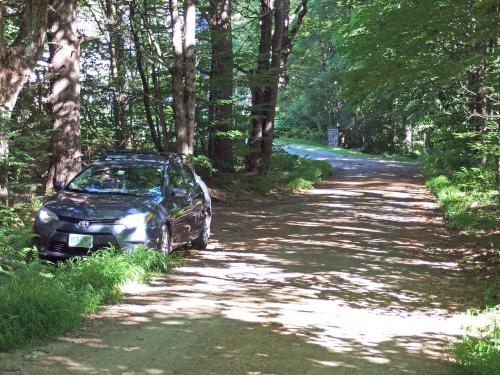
[168,164,196,192]
[67,165,164,197]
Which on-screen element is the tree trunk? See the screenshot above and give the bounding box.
[130,2,162,151]
[496,119,500,189]
[208,0,234,170]
[169,0,188,155]
[247,0,308,173]
[45,0,82,191]
[169,0,197,156]
[0,0,49,203]
[0,5,4,58]
[105,0,128,149]
[260,0,285,172]
[0,0,49,116]
[247,0,273,172]
[183,0,196,156]
[468,43,488,165]
[152,65,170,151]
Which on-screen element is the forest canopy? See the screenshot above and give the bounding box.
[0,0,499,205]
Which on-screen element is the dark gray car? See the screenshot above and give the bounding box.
[35,152,211,259]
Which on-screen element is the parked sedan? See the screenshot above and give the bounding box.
[35,152,211,259]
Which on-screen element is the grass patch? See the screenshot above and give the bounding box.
[278,137,417,162]
[0,247,184,350]
[426,175,500,232]
[449,305,500,375]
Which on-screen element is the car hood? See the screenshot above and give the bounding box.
[44,191,161,220]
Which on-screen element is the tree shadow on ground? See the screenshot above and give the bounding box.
[0,153,490,375]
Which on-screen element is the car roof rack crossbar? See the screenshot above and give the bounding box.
[100,150,183,163]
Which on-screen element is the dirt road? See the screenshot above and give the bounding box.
[0,145,485,374]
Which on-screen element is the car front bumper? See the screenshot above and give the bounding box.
[35,218,161,259]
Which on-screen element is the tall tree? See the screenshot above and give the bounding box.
[45,0,82,190]
[169,0,196,156]
[0,0,49,203]
[105,0,128,149]
[208,0,234,170]
[247,0,308,172]
[130,1,162,151]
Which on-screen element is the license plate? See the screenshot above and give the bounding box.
[68,234,93,249]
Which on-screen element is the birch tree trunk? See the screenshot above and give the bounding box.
[208,0,234,171]
[0,0,49,204]
[45,0,82,191]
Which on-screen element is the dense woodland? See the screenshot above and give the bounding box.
[0,1,499,369]
[0,0,499,222]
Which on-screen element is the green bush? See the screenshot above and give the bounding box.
[453,167,496,192]
[0,247,183,350]
[450,305,500,375]
[190,154,217,179]
[270,151,333,187]
[225,151,333,195]
[426,176,500,232]
[0,205,38,277]
[287,177,314,192]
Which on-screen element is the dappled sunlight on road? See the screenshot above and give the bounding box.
[0,149,486,375]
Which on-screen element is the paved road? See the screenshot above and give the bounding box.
[1,145,482,374]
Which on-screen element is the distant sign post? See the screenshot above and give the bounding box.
[327,128,339,148]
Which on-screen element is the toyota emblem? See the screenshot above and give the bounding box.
[78,221,90,229]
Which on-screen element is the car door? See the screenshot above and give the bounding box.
[179,165,204,238]
[167,164,193,244]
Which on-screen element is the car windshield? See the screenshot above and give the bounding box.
[66,165,164,196]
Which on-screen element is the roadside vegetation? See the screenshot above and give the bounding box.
[203,148,333,198]
[0,245,184,350]
[449,305,500,375]
[0,205,184,351]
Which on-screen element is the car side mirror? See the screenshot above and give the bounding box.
[172,188,189,199]
[54,181,65,192]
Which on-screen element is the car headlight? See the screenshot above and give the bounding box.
[116,212,154,228]
[38,207,58,224]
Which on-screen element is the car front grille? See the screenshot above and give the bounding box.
[59,215,118,224]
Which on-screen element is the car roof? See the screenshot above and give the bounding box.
[91,160,169,168]
[100,151,181,163]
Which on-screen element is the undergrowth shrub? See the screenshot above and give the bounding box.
[216,151,333,194]
[287,177,314,191]
[426,176,500,231]
[450,305,500,375]
[453,167,496,192]
[190,154,217,179]
[0,247,183,350]
[0,205,38,276]
[270,151,333,192]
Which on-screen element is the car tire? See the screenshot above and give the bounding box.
[192,212,211,250]
[160,224,173,255]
